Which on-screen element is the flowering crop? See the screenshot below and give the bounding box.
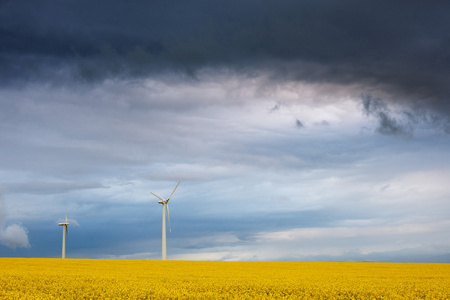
[1,258,449,299]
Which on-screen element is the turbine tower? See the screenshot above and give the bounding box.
[151,181,180,260]
[58,211,70,259]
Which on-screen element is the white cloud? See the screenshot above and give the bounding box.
[246,221,450,260]
[253,222,450,242]
[170,251,234,261]
[0,224,30,249]
[103,252,156,260]
[0,194,30,249]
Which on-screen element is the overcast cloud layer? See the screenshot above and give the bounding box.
[0,0,449,262]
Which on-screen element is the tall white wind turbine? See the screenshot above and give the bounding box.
[58,211,70,259]
[151,181,180,260]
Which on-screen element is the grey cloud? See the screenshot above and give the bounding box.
[361,93,450,135]
[376,111,412,137]
[295,119,304,128]
[314,120,329,127]
[277,248,450,263]
[3,181,107,195]
[0,224,30,249]
[361,94,417,137]
[1,0,450,118]
[269,103,281,113]
[362,95,388,117]
[145,173,209,183]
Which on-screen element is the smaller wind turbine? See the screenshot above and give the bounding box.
[151,181,180,260]
[58,210,70,259]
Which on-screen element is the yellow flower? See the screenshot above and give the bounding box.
[0,258,449,299]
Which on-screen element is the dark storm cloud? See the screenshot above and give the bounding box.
[1,0,450,115]
[361,94,414,137]
[361,93,450,135]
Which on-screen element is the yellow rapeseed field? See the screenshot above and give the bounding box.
[0,258,449,299]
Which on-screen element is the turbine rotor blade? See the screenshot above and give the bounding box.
[167,181,180,201]
[151,192,165,202]
[166,204,171,232]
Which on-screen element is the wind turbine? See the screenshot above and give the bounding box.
[151,181,180,260]
[58,210,70,259]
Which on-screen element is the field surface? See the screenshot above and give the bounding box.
[0,258,449,299]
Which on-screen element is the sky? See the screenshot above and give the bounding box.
[1,0,450,262]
